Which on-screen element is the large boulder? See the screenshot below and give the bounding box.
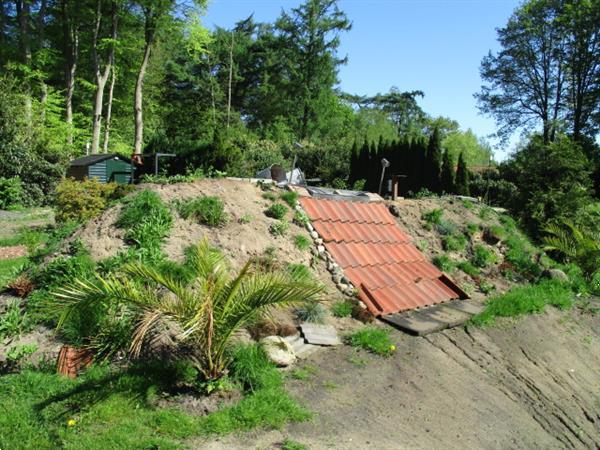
[541,268,569,282]
[259,336,296,367]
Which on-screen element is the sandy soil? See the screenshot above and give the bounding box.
[196,304,600,450]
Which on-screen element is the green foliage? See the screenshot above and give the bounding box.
[472,280,573,326]
[265,203,288,220]
[347,327,395,357]
[440,151,455,193]
[0,177,24,209]
[140,168,205,184]
[293,210,310,227]
[0,256,27,288]
[270,220,289,237]
[238,214,253,224]
[330,300,353,318]
[229,345,281,393]
[457,261,480,277]
[33,253,96,288]
[479,280,496,295]
[178,196,228,227]
[425,127,443,193]
[55,179,133,223]
[433,255,454,272]
[295,302,327,324]
[279,191,298,207]
[6,343,38,362]
[293,234,311,251]
[53,240,323,380]
[542,220,599,278]
[472,245,498,268]
[262,192,277,201]
[442,234,467,252]
[455,152,470,196]
[282,439,309,450]
[0,299,32,339]
[504,233,541,278]
[422,208,443,225]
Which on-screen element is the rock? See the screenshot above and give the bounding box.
[317,245,325,254]
[542,268,569,282]
[306,223,313,232]
[341,276,350,285]
[260,336,296,367]
[315,238,323,245]
[482,227,502,245]
[389,204,401,217]
[310,231,319,240]
[333,273,342,284]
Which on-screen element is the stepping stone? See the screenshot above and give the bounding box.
[415,305,471,328]
[446,300,485,316]
[382,311,448,336]
[300,323,341,346]
[283,334,321,359]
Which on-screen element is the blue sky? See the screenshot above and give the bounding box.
[204,0,521,159]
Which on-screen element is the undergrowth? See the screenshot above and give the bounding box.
[178,196,227,227]
[347,327,395,357]
[265,203,288,220]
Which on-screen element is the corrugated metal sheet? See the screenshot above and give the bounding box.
[300,197,467,316]
[88,160,107,183]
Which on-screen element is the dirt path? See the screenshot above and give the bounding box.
[197,306,599,449]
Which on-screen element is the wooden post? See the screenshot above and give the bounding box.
[392,175,399,201]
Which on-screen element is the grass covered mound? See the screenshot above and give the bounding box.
[0,345,310,449]
[471,280,573,326]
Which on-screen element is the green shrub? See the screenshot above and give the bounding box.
[466,223,478,235]
[331,300,353,318]
[293,234,310,251]
[0,176,24,209]
[442,234,467,251]
[178,196,227,227]
[422,208,443,225]
[457,261,480,277]
[472,245,498,268]
[262,192,277,201]
[286,263,312,281]
[229,344,281,393]
[433,255,454,272]
[293,210,310,227]
[279,191,298,207]
[479,205,494,220]
[238,214,253,224]
[265,203,288,220]
[140,168,205,184]
[590,271,600,296]
[472,280,572,326]
[0,299,31,339]
[479,280,495,295]
[33,253,95,288]
[55,178,133,223]
[282,439,309,450]
[435,220,459,236]
[347,327,395,357]
[295,302,327,323]
[269,220,289,237]
[504,234,540,277]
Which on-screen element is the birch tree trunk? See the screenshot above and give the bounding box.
[103,66,116,152]
[61,0,78,146]
[90,0,117,154]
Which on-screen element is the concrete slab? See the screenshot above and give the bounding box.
[300,323,341,346]
[381,311,448,336]
[446,300,485,316]
[283,334,321,358]
[416,305,472,328]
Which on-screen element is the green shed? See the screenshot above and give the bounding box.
[67,154,133,184]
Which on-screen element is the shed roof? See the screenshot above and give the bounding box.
[300,197,467,316]
[69,153,131,167]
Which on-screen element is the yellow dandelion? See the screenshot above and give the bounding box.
[389,345,396,351]
[67,419,76,427]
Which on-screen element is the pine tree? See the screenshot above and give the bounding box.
[455,151,470,195]
[425,127,443,193]
[440,150,455,194]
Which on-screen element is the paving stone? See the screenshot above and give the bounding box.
[283,333,321,358]
[415,305,471,328]
[382,311,448,336]
[446,300,485,316]
[300,323,341,346]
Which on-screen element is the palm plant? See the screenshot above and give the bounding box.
[53,240,323,380]
[542,220,600,277]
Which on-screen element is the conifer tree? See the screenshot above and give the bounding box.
[455,151,470,195]
[356,139,371,186]
[348,140,359,186]
[425,127,443,193]
[440,150,455,194]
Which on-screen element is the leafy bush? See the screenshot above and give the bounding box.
[55,178,133,223]
[229,344,281,393]
[347,327,395,357]
[33,253,95,288]
[504,233,541,277]
[293,210,310,227]
[330,300,353,318]
[293,234,310,251]
[471,280,572,326]
[295,302,327,323]
[442,234,467,251]
[265,203,288,219]
[0,176,24,209]
[269,220,289,237]
[472,245,498,268]
[433,255,454,272]
[140,168,205,184]
[542,220,599,278]
[422,208,443,225]
[457,261,480,277]
[0,299,31,339]
[279,191,298,207]
[178,196,227,227]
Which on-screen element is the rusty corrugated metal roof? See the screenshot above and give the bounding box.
[300,197,467,316]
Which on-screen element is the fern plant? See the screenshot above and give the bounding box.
[53,240,323,381]
[542,220,600,277]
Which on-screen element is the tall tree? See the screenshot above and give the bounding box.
[455,152,470,196]
[60,0,79,146]
[440,150,455,194]
[90,0,118,154]
[425,127,443,192]
[275,0,351,138]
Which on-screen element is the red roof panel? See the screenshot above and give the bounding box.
[299,197,467,316]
